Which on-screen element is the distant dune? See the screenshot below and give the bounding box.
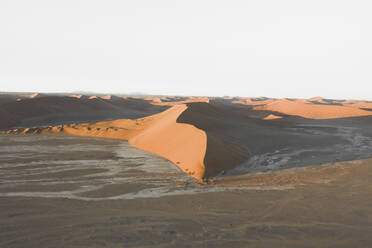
[342,100,372,110]
[263,114,283,120]
[146,97,210,106]
[22,93,40,98]
[253,98,372,119]
[232,98,275,106]
[69,94,84,99]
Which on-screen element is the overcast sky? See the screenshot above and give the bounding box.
[0,0,371,99]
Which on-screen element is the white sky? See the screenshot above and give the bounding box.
[0,0,371,99]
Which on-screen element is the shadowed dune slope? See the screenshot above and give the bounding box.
[177,103,250,178]
[0,96,168,129]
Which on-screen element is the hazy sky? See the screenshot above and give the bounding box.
[0,0,371,99]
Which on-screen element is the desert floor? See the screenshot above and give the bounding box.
[0,134,371,248]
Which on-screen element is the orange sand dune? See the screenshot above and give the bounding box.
[6,105,207,179]
[144,97,162,103]
[69,94,84,99]
[55,104,209,180]
[6,102,250,180]
[148,97,210,106]
[309,96,326,103]
[22,93,39,98]
[341,101,372,109]
[232,97,310,107]
[254,98,372,119]
[100,95,112,100]
[291,98,312,104]
[263,114,283,120]
[232,98,275,106]
[130,105,207,179]
[176,102,250,178]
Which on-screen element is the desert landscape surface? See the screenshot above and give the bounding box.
[1,92,372,247]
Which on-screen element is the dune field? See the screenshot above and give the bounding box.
[2,93,372,180]
[1,92,372,247]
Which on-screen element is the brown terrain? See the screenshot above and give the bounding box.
[0,92,372,247]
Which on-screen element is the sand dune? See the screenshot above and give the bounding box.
[22,93,40,98]
[5,102,250,180]
[148,97,210,106]
[177,103,250,178]
[13,104,207,179]
[341,100,372,110]
[130,105,207,179]
[232,98,275,106]
[69,94,84,99]
[254,98,372,119]
[263,114,283,120]
[100,95,112,100]
[309,96,326,102]
[0,92,45,105]
[144,97,162,103]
